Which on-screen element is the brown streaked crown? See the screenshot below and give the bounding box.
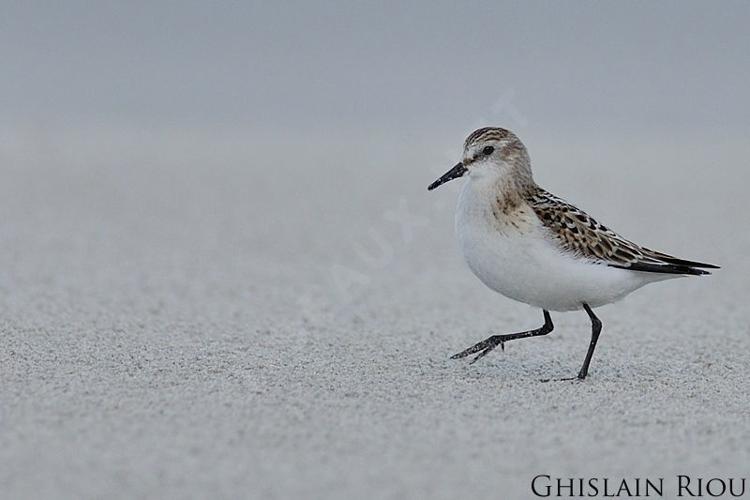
[464,127,512,150]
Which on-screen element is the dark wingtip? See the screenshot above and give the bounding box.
[642,250,720,269]
[670,261,720,270]
[610,262,715,276]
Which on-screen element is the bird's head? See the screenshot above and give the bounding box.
[428,127,531,191]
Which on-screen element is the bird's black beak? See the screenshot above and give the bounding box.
[427,162,467,191]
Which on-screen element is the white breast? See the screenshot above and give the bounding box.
[455,178,670,311]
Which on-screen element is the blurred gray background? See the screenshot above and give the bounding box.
[1,2,749,499]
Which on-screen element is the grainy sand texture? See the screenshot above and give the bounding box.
[0,130,748,499]
[2,2,749,498]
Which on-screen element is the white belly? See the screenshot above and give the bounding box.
[455,179,670,311]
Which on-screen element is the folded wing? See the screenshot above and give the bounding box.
[527,188,719,276]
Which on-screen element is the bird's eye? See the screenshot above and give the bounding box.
[483,146,495,155]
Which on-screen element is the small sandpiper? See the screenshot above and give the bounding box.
[428,127,718,380]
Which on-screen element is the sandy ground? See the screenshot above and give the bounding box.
[0,130,748,499]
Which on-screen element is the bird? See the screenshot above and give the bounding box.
[427,127,718,380]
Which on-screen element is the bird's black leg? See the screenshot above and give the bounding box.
[576,303,602,379]
[451,310,553,364]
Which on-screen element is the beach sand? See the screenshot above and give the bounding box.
[1,130,748,499]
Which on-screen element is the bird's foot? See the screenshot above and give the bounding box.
[539,374,587,383]
[450,335,505,364]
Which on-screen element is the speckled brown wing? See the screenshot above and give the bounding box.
[527,188,717,275]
